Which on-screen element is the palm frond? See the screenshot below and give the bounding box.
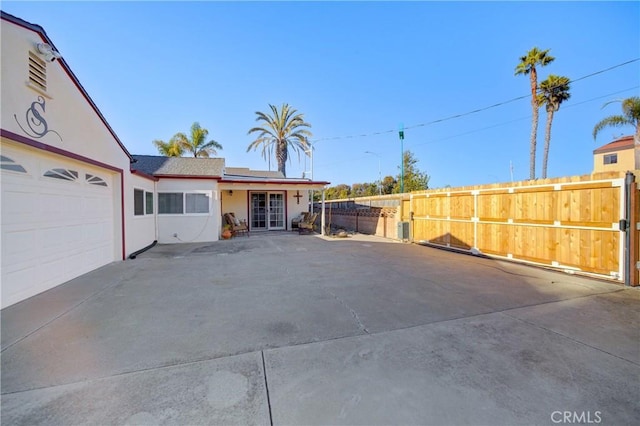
[593,116,633,140]
[246,103,313,176]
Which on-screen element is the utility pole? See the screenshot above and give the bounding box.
[399,123,405,193]
[305,141,314,212]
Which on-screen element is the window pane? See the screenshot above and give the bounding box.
[134,189,144,216]
[186,193,209,214]
[604,154,617,165]
[145,192,154,214]
[158,193,184,214]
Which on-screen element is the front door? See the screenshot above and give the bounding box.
[250,192,285,230]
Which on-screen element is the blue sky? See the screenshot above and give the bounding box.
[3,1,639,188]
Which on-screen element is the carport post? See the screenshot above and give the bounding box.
[321,189,326,235]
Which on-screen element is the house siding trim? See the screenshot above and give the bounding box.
[1,129,124,173]
[131,169,159,182]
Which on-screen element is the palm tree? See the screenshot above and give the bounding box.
[537,74,571,179]
[173,122,223,158]
[515,47,555,179]
[593,96,640,144]
[152,137,184,157]
[247,103,312,177]
[153,122,222,157]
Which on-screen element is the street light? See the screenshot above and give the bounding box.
[365,151,382,195]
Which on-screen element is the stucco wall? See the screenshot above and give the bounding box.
[593,148,635,173]
[128,174,156,252]
[287,189,311,229]
[221,190,249,224]
[156,178,219,243]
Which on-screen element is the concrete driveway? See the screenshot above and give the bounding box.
[2,232,639,425]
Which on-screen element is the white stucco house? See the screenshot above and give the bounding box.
[0,12,328,308]
[130,155,328,245]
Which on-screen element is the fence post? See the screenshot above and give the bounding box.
[629,172,639,286]
[624,171,634,286]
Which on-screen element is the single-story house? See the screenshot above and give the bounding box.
[0,11,328,309]
[130,155,328,244]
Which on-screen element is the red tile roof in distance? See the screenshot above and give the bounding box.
[593,135,635,154]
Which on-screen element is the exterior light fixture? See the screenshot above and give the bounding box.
[36,43,62,62]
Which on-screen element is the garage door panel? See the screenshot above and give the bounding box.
[1,267,37,305]
[85,222,111,243]
[83,195,112,215]
[1,229,37,271]
[1,155,117,309]
[2,189,39,221]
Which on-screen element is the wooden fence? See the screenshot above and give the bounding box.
[409,172,630,281]
[324,171,638,284]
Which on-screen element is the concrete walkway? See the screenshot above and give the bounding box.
[2,232,639,425]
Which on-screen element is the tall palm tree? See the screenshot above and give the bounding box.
[247,103,312,177]
[173,122,223,158]
[515,47,555,180]
[537,74,571,179]
[593,96,640,144]
[152,137,184,157]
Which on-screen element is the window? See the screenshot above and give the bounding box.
[44,168,78,181]
[186,193,210,213]
[134,189,145,216]
[146,192,154,214]
[1,155,27,173]
[158,192,210,215]
[86,173,108,187]
[135,189,154,215]
[603,154,618,165]
[158,193,184,214]
[28,51,47,92]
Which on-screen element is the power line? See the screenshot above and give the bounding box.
[408,85,639,149]
[313,85,639,172]
[312,58,639,143]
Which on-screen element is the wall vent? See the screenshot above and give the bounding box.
[28,51,47,92]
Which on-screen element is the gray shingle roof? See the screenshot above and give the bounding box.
[131,155,225,177]
[224,167,285,178]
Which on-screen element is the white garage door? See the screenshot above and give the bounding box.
[1,152,117,308]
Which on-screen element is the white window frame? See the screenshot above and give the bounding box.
[158,191,211,216]
[145,191,154,215]
[135,188,155,216]
[603,153,618,165]
[134,188,145,216]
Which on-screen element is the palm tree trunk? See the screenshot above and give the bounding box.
[276,141,288,177]
[542,108,554,179]
[529,70,539,180]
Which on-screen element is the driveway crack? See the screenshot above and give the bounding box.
[327,290,370,334]
[261,351,274,426]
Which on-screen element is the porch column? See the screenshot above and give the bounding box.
[321,189,326,236]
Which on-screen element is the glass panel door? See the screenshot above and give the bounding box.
[268,193,285,229]
[251,192,267,229]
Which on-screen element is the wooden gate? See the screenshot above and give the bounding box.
[410,173,627,281]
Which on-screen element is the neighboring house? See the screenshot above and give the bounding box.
[593,135,639,173]
[0,12,328,309]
